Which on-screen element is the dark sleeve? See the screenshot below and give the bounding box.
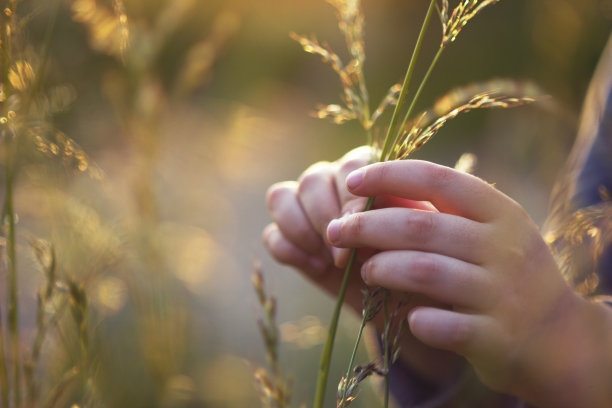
[572,51,612,294]
[547,34,612,295]
[386,357,524,408]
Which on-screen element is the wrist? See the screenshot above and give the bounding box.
[515,291,612,408]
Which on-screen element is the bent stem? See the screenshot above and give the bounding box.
[313,2,438,406]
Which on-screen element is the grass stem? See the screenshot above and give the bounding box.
[1,3,22,405]
[342,311,368,400]
[0,303,7,408]
[389,46,445,159]
[379,0,437,162]
[313,2,437,406]
[313,242,357,408]
[382,292,390,408]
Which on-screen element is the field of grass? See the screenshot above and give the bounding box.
[0,0,609,407]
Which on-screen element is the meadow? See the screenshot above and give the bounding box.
[0,0,610,407]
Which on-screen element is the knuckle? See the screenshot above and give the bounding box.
[266,181,294,210]
[338,157,368,175]
[447,320,474,351]
[343,145,373,161]
[300,161,333,181]
[345,212,364,239]
[409,253,439,286]
[374,162,390,186]
[265,183,282,209]
[425,162,454,190]
[298,171,323,195]
[403,211,435,239]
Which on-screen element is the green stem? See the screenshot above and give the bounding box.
[313,244,358,408]
[0,304,7,408]
[388,46,444,160]
[5,126,19,408]
[378,0,437,162]
[1,3,21,405]
[313,2,438,406]
[382,292,390,408]
[342,311,368,399]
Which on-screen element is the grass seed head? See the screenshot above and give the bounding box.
[545,201,612,295]
[71,0,130,58]
[440,0,502,47]
[392,81,540,160]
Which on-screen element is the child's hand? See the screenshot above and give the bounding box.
[328,159,612,406]
[264,147,462,382]
[263,146,372,312]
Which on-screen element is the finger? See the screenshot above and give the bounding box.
[262,223,330,276]
[361,251,491,310]
[335,146,374,206]
[340,197,369,216]
[373,195,437,212]
[297,161,342,238]
[345,160,513,222]
[266,181,326,256]
[263,225,367,313]
[408,307,488,355]
[327,208,489,265]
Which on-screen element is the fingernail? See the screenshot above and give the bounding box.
[327,218,342,244]
[408,309,419,328]
[346,169,363,190]
[360,263,370,285]
[331,247,343,264]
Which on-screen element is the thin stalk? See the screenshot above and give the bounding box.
[342,310,368,399]
[1,3,22,406]
[22,0,61,110]
[312,2,437,406]
[0,14,7,387]
[313,245,358,408]
[378,0,437,162]
[358,70,373,146]
[5,127,19,408]
[0,304,8,408]
[382,292,390,408]
[387,46,445,160]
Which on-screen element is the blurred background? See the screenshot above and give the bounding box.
[2,0,611,406]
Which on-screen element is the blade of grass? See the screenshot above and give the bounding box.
[1,3,22,405]
[382,291,390,408]
[388,46,444,160]
[313,2,438,407]
[378,0,438,162]
[341,308,369,403]
[0,303,7,408]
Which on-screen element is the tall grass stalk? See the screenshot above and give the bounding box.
[313,2,437,406]
[1,2,22,406]
[381,293,390,408]
[390,46,443,161]
[0,303,8,407]
[337,288,382,406]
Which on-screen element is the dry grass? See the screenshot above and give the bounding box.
[545,194,612,296]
